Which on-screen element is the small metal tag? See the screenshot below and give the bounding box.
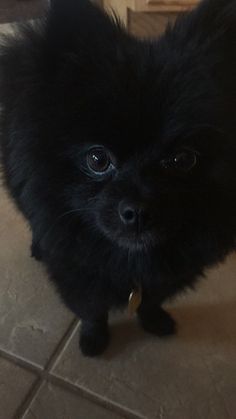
[128,288,142,316]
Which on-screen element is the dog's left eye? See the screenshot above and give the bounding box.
[161,149,198,172]
[86,147,113,175]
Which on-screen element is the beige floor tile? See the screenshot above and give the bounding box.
[53,255,236,419]
[0,187,74,367]
[23,382,127,419]
[0,23,14,34]
[0,357,37,419]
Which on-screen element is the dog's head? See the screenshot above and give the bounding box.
[1,0,236,252]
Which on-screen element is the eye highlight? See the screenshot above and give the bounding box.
[86,146,115,176]
[160,149,198,172]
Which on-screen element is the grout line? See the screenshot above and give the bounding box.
[1,318,145,419]
[15,317,80,419]
[44,317,80,372]
[48,375,146,419]
[42,318,145,418]
[0,317,79,377]
[13,377,44,419]
[0,318,80,419]
[0,348,43,375]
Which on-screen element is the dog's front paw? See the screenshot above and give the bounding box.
[79,322,110,357]
[138,307,177,337]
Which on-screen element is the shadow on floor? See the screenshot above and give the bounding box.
[104,300,236,358]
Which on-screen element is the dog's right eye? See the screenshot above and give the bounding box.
[86,146,114,176]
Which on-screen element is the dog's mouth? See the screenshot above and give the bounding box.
[96,212,158,251]
[103,229,157,252]
[117,232,156,251]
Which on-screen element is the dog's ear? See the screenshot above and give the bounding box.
[181,0,236,41]
[44,0,127,76]
[164,0,236,139]
[49,0,96,22]
[47,0,119,51]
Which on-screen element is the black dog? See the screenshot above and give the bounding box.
[0,0,236,356]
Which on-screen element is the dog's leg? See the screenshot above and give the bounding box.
[79,313,110,357]
[137,301,176,337]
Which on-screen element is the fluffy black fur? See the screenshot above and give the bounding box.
[0,0,236,356]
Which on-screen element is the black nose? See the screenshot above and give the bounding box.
[119,201,142,226]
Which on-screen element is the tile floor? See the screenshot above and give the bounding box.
[0,22,236,419]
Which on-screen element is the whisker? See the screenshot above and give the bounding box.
[35,207,94,246]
